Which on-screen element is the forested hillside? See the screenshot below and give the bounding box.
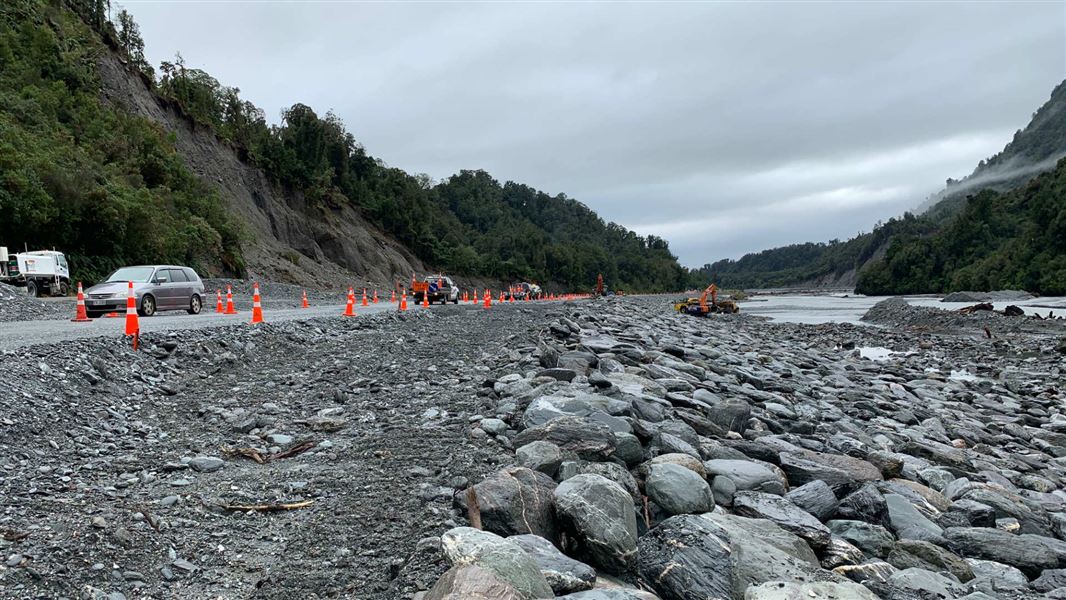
[856,159,1066,295]
[0,0,688,291]
[691,80,1066,291]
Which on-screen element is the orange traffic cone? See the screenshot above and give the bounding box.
[124,281,140,349]
[215,289,224,313]
[399,288,408,311]
[250,282,264,324]
[224,286,238,314]
[373,290,379,304]
[484,289,492,309]
[301,290,309,309]
[105,312,121,318]
[362,288,369,307]
[342,287,356,317]
[391,289,397,303]
[71,282,92,322]
[422,289,429,309]
[509,292,514,303]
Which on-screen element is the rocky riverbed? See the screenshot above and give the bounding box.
[413,296,1066,599]
[2,295,1066,599]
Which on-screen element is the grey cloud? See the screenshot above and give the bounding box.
[124,1,1065,265]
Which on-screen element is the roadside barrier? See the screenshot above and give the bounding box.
[71,282,92,322]
[124,281,139,349]
[250,283,264,324]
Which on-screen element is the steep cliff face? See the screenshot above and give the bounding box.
[95,51,425,288]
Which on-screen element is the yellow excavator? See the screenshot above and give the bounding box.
[674,283,739,316]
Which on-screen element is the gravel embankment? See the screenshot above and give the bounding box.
[0,283,71,323]
[863,296,1066,336]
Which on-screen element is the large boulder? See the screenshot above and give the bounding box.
[944,527,1066,577]
[554,474,638,575]
[887,539,973,582]
[440,527,553,599]
[425,564,524,600]
[640,513,837,600]
[732,491,831,549]
[645,463,715,516]
[883,567,967,599]
[834,484,889,527]
[883,494,943,543]
[636,514,733,600]
[709,398,752,433]
[778,449,881,495]
[785,480,839,522]
[456,467,558,542]
[705,459,788,506]
[744,581,878,599]
[511,534,596,595]
[515,441,564,477]
[827,520,896,558]
[514,416,617,461]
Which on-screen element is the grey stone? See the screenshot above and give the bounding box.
[511,534,596,595]
[744,581,878,599]
[425,564,524,600]
[481,418,508,435]
[515,441,564,477]
[785,480,839,522]
[732,491,831,549]
[553,474,638,575]
[187,456,224,473]
[440,527,553,599]
[943,526,1063,577]
[827,520,896,558]
[514,416,616,462]
[457,467,558,542]
[645,463,714,515]
[887,539,973,582]
[883,494,943,543]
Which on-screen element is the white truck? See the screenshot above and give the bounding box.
[0,247,71,297]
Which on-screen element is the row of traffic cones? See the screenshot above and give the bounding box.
[70,278,586,351]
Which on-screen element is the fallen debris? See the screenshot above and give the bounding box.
[219,500,314,513]
[223,439,318,464]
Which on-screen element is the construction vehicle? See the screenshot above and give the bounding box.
[0,247,71,296]
[412,274,460,304]
[507,282,542,301]
[674,283,739,316]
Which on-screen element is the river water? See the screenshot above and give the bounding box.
[737,293,1066,325]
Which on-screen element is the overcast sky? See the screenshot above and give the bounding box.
[122,1,1065,267]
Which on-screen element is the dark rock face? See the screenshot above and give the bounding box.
[732,491,831,549]
[513,416,617,461]
[457,467,559,542]
[553,474,638,575]
[887,539,974,582]
[786,480,840,522]
[944,527,1066,577]
[828,520,896,558]
[835,484,890,527]
[778,449,881,495]
[636,515,733,600]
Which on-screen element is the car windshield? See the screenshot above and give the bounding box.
[106,266,155,283]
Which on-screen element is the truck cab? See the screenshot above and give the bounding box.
[0,247,71,296]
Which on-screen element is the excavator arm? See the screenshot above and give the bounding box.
[698,283,718,311]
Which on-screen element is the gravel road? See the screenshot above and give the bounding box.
[0,300,476,351]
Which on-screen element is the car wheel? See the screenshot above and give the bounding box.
[138,294,156,317]
[26,281,38,297]
[453,296,458,304]
[188,294,202,315]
